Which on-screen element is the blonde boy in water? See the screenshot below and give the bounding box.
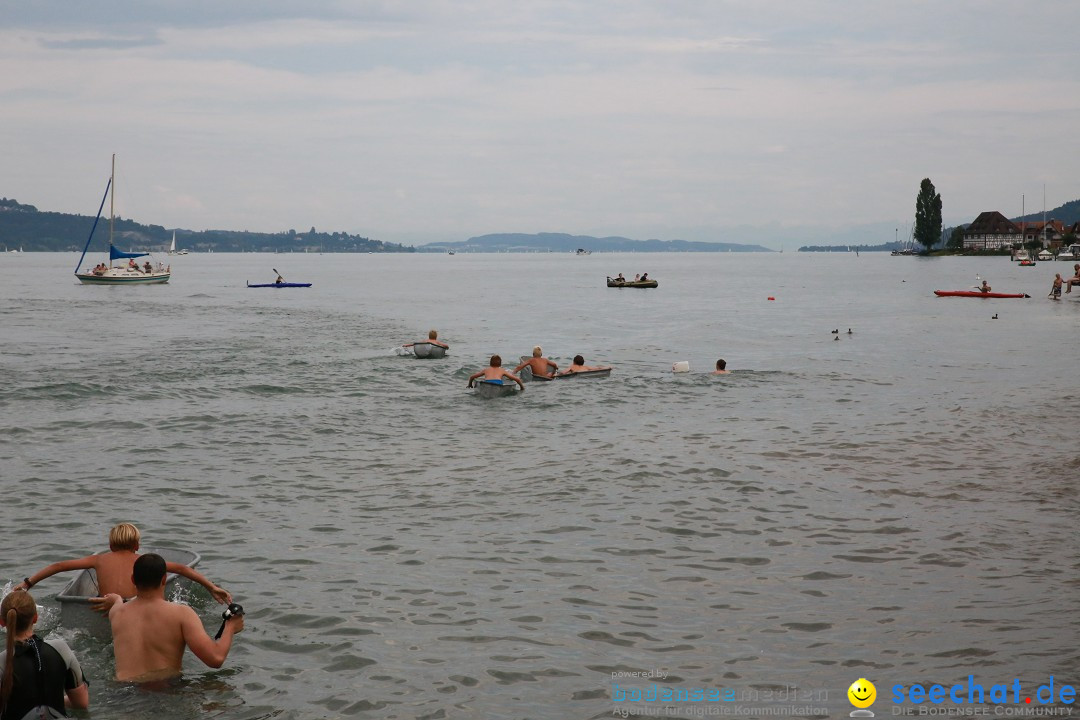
[16,523,231,604]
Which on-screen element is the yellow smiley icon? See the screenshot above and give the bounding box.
[848,678,876,708]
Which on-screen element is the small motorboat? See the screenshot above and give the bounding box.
[934,290,1030,298]
[473,379,520,399]
[247,281,312,288]
[412,341,448,359]
[1057,244,1080,261]
[56,547,201,637]
[607,277,658,288]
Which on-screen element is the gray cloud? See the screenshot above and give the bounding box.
[3,1,1080,246]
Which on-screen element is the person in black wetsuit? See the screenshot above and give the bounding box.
[1,590,90,718]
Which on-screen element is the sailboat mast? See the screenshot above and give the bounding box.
[109,153,115,265]
[1043,184,1047,246]
[1020,194,1025,258]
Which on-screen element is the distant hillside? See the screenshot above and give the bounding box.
[421,232,772,253]
[1014,198,1080,225]
[797,198,1080,253]
[0,198,411,253]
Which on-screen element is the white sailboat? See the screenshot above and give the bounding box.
[167,231,188,256]
[74,155,171,285]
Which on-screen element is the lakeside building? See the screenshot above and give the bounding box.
[961,211,1022,250]
[962,213,1073,251]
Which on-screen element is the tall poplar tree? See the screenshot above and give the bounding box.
[914,178,943,251]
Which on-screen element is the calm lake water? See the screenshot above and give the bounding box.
[1,251,1078,719]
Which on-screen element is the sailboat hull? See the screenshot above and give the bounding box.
[77,270,170,285]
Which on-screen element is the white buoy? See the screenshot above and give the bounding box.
[672,361,690,373]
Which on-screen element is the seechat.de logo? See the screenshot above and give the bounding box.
[848,678,877,717]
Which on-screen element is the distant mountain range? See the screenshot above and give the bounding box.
[420,233,772,253]
[4,193,1075,254]
[0,198,410,253]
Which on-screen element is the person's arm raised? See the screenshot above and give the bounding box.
[180,605,243,669]
[18,555,98,591]
[166,561,232,604]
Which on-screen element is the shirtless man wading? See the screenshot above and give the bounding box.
[97,553,244,682]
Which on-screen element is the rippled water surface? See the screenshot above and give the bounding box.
[1,251,1078,719]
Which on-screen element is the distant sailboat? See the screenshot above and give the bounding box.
[167,231,188,255]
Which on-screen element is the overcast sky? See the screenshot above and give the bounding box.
[4,1,1079,248]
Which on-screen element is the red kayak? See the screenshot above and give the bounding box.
[934,290,1029,298]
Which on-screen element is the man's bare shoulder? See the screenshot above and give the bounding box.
[161,600,200,621]
[119,596,198,619]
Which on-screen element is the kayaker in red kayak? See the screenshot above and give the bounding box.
[980,280,991,293]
